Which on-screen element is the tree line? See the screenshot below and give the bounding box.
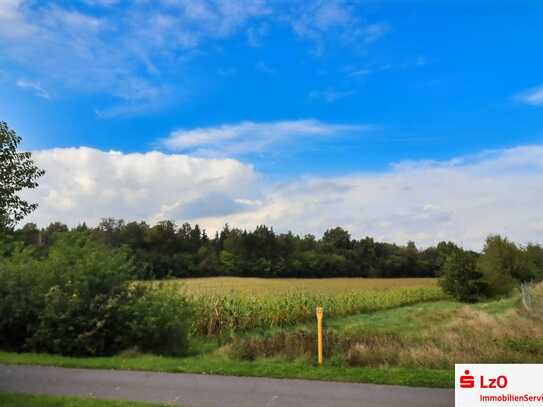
[1,219,540,286]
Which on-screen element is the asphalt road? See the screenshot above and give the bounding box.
[0,364,453,407]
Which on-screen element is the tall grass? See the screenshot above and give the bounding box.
[190,287,446,336]
[227,283,543,368]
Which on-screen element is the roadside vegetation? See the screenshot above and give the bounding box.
[1,285,541,388]
[0,393,172,407]
[0,236,192,357]
[227,284,543,369]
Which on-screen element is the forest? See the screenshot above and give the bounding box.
[2,218,542,283]
[2,219,459,279]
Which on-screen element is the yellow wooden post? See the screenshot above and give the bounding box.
[316,306,324,365]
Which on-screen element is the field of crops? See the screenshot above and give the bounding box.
[153,277,445,337]
[190,286,447,336]
[166,276,439,296]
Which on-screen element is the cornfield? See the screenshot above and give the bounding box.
[190,287,447,337]
[168,276,438,296]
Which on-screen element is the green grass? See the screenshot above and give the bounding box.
[221,293,543,372]
[242,297,514,339]
[324,300,460,336]
[326,296,517,336]
[0,350,452,388]
[0,393,171,407]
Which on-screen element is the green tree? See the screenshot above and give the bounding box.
[322,227,352,251]
[0,122,45,230]
[478,235,524,297]
[524,244,543,282]
[439,250,486,302]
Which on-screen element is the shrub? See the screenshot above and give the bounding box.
[127,287,192,356]
[0,248,47,350]
[439,250,486,302]
[479,235,522,297]
[0,234,192,357]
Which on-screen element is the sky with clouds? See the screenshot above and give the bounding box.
[1,0,543,249]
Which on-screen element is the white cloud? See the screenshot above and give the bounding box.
[348,69,372,77]
[246,23,269,47]
[255,60,276,76]
[0,0,34,38]
[0,0,22,19]
[193,144,543,250]
[161,119,368,156]
[0,1,270,117]
[308,88,354,103]
[345,57,428,78]
[516,85,543,107]
[23,147,258,227]
[285,0,389,54]
[21,144,543,250]
[16,79,50,99]
[1,1,388,116]
[361,23,390,43]
[83,0,120,6]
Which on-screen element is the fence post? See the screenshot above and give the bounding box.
[520,282,532,311]
[316,307,324,365]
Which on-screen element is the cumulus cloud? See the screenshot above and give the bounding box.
[161,119,368,156]
[191,145,543,250]
[22,147,259,227]
[22,144,543,250]
[515,84,543,107]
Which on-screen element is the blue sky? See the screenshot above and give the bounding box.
[2,0,543,248]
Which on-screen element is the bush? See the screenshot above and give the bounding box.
[479,235,525,298]
[0,234,192,356]
[439,236,543,302]
[439,250,486,302]
[0,248,47,350]
[30,235,135,355]
[127,287,192,356]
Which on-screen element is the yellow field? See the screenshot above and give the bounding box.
[166,277,438,297]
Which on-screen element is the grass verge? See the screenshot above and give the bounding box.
[0,351,452,388]
[0,393,171,407]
